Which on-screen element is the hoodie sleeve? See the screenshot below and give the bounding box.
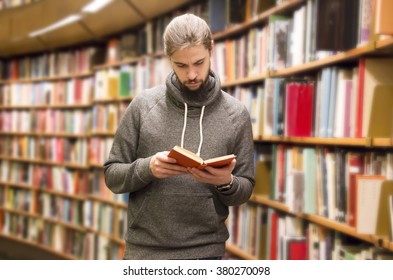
[215,104,255,206]
[103,97,155,194]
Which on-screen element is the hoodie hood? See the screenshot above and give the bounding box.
[165,69,222,109]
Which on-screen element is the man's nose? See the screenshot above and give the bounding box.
[187,67,197,80]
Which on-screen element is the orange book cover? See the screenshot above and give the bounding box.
[168,145,236,169]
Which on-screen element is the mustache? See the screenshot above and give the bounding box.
[185,79,202,84]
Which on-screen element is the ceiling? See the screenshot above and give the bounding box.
[0,0,192,58]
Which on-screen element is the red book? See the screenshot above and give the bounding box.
[168,146,236,169]
[285,83,299,136]
[275,144,286,202]
[285,237,308,260]
[269,210,279,260]
[347,152,365,227]
[74,78,82,104]
[297,83,314,137]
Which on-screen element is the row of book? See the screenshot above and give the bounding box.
[2,47,105,81]
[0,187,34,213]
[91,103,127,134]
[0,109,91,134]
[94,57,171,100]
[0,161,89,193]
[228,203,393,259]
[212,27,268,82]
[84,199,127,239]
[0,212,85,258]
[0,210,124,259]
[90,169,129,204]
[89,137,114,166]
[0,162,129,204]
[39,193,84,226]
[230,58,393,139]
[0,77,94,106]
[84,232,124,260]
[253,144,393,236]
[0,136,88,165]
[0,181,128,231]
[212,0,374,82]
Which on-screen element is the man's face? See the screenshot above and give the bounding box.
[170,45,211,92]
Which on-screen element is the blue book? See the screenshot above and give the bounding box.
[327,67,338,137]
[319,68,332,137]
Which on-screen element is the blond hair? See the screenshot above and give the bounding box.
[163,14,212,57]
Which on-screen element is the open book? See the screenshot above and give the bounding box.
[168,145,236,169]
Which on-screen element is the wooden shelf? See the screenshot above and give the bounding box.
[271,42,376,77]
[375,36,393,51]
[87,195,127,209]
[0,206,40,219]
[0,131,89,138]
[90,163,105,169]
[93,57,141,70]
[0,156,89,170]
[250,195,393,251]
[0,233,76,260]
[37,188,86,200]
[0,181,34,190]
[43,216,86,232]
[90,131,116,137]
[0,72,94,84]
[220,42,377,88]
[222,73,268,87]
[92,97,133,104]
[0,103,92,110]
[225,242,258,260]
[86,228,124,245]
[255,136,393,148]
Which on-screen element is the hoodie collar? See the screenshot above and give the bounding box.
[166,69,222,109]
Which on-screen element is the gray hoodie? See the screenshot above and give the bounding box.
[104,70,255,259]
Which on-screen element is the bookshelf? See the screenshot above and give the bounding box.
[212,0,393,260]
[0,49,94,258]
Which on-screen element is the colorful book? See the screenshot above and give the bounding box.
[168,146,236,169]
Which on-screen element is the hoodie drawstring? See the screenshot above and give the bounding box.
[180,103,205,157]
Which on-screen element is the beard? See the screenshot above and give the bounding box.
[176,68,211,98]
[177,74,211,103]
[181,77,207,94]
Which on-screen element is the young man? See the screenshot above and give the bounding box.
[104,14,255,260]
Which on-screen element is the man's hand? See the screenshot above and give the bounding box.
[150,151,188,178]
[187,159,236,186]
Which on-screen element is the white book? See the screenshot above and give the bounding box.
[334,69,352,138]
[356,175,385,234]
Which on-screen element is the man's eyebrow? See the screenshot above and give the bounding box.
[172,56,206,66]
[194,58,205,64]
[173,61,186,65]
